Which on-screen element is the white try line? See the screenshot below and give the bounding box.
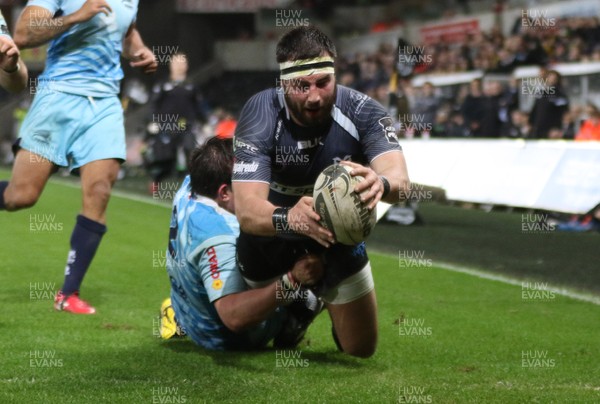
[376,249,600,306]
[49,178,172,208]
[48,178,600,306]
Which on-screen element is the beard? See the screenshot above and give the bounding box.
[284,87,336,127]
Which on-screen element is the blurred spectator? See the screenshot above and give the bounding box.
[388,77,411,123]
[479,81,504,138]
[502,110,531,138]
[374,82,391,108]
[446,111,471,137]
[411,82,440,137]
[557,203,600,232]
[529,70,569,139]
[461,79,485,136]
[500,77,519,113]
[548,127,564,139]
[144,53,205,185]
[356,56,383,94]
[431,107,450,137]
[561,111,577,140]
[575,103,600,141]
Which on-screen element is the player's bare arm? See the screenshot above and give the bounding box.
[0,36,27,92]
[123,24,157,74]
[341,152,410,210]
[213,254,323,333]
[14,1,112,49]
[233,181,335,247]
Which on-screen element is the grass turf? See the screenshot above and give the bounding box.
[0,171,599,403]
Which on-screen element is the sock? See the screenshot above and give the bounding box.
[61,214,107,296]
[0,181,8,210]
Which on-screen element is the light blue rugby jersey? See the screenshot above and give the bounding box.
[27,0,138,97]
[166,176,249,350]
[0,11,11,38]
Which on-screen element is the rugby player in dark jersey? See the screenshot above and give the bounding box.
[232,26,410,358]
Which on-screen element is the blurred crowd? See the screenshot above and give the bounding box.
[337,16,600,140]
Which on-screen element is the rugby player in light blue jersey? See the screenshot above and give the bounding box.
[161,137,324,350]
[0,0,157,314]
[0,10,28,92]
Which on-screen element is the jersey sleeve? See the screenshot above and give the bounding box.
[232,90,276,184]
[26,0,61,14]
[359,98,403,163]
[194,239,247,303]
[0,12,10,38]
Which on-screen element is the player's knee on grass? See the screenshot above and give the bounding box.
[324,264,378,358]
[339,337,377,358]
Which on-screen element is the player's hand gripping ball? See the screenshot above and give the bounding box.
[313,164,377,245]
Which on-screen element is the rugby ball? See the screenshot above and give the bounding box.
[313,164,377,245]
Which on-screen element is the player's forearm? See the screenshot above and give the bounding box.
[215,282,282,333]
[375,152,411,204]
[383,172,410,204]
[0,59,27,93]
[235,195,278,236]
[14,11,81,49]
[122,28,146,60]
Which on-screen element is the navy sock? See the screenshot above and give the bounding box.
[61,215,107,296]
[0,181,8,210]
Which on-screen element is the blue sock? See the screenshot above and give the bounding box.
[0,181,8,210]
[61,215,107,296]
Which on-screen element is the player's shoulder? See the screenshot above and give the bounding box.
[236,88,281,142]
[242,87,282,114]
[186,197,239,243]
[336,85,388,119]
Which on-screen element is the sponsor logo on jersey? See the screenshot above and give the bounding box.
[270,182,313,196]
[233,161,259,173]
[297,136,322,150]
[234,139,258,153]
[332,155,352,164]
[212,279,223,290]
[206,246,220,279]
[274,119,283,141]
[378,117,399,145]
[1,24,8,35]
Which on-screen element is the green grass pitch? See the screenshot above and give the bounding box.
[1,171,599,403]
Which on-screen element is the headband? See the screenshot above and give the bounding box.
[279,56,335,80]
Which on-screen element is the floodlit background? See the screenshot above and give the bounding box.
[1,0,599,402]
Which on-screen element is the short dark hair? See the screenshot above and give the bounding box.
[276,25,337,63]
[188,137,234,198]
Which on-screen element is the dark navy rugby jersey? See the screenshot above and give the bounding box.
[232,85,401,207]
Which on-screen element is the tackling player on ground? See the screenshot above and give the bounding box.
[233,25,410,357]
[0,0,157,314]
[162,137,324,350]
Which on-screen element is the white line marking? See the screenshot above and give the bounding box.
[46,178,600,305]
[49,178,172,208]
[374,250,600,306]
